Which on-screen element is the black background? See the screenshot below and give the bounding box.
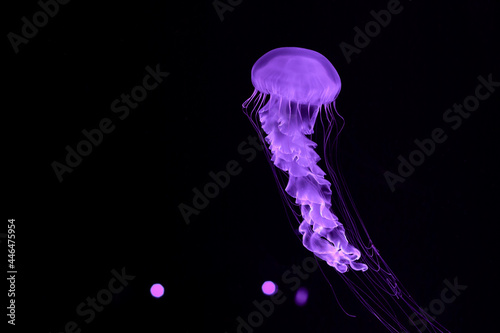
[4,0,499,332]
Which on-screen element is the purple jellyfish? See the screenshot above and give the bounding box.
[242,47,449,333]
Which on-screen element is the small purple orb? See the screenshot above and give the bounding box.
[295,287,309,306]
[261,281,277,295]
[150,283,164,298]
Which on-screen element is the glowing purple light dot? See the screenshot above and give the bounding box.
[295,287,309,306]
[150,283,164,298]
[261,281,277,295]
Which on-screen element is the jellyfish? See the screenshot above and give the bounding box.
[242,47,449,333]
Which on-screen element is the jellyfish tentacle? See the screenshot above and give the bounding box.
[260,95,367,273]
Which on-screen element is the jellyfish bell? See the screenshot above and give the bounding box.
[251,47,341,105]
[249,47,341,137]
